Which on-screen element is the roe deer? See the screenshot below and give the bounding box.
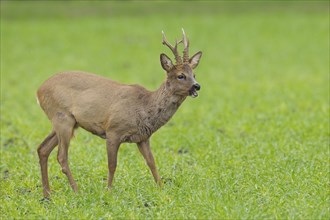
[37,29,202,197]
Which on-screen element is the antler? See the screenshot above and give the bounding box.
[162,31,183,64]
[182,28,189,63]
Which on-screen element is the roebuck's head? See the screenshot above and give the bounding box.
[160,29,202,98]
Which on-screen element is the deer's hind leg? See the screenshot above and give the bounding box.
[38,130,58,197]
[52,112,78,193]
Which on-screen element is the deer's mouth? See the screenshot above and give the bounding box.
[189,87,198,98]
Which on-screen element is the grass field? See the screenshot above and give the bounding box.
[1,1,329,219]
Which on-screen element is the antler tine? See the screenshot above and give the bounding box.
[162,31,182,64]
[182,28,190,63]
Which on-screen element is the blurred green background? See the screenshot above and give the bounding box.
[1,1,329,219]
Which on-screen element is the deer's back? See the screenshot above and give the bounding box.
[38,72,115,115]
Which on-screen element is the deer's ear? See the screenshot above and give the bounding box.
[189,51,202,69]
[160,53,174,72]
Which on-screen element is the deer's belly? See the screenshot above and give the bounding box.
[77,121,106,139]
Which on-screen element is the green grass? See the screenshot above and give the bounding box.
[1,1,329,219]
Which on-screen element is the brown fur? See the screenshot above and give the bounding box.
[37,30,202,197]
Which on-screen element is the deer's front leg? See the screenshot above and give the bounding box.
[106,138,120,189]
[137,139,162,186]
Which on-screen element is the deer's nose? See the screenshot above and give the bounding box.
[193,83,201,91]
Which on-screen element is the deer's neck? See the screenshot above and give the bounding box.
[127,81,186,143]
[147,81,186,130]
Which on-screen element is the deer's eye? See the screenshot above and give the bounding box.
[177,74,186,80]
